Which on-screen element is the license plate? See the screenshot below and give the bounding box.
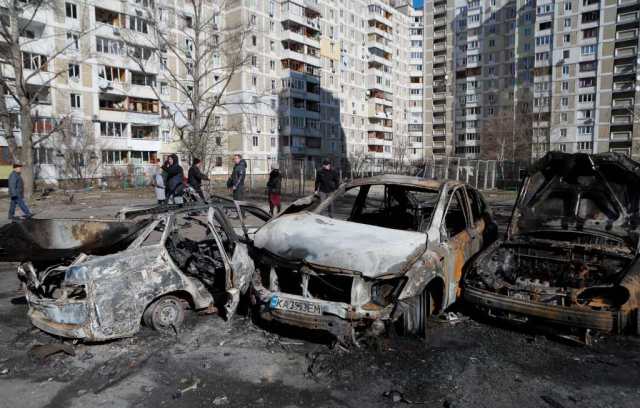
[270,296,321,316]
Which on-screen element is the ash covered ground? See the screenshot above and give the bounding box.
[0,190,638,408]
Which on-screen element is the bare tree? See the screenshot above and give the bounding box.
[0,0,93,197]
[481,110,531,165]
[52,118,100,184]
[127,0,253,174]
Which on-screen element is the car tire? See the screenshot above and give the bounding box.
[143,295,185,334]
[402,288,434,338]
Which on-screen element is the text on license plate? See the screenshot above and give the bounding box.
[270,296,321,316]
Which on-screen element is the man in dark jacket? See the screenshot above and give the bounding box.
[162,154,184,205]
[266,163,282,215]
[314,159,340,218]
[229,154,246,201]
[8,163,33,220]
[188,158,209,203]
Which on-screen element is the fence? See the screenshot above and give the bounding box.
[33,157,528,197]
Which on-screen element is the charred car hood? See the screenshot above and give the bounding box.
[510,152,640,250]
[253,212,426,278]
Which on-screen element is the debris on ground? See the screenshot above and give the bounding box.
[212,395,229,406]
[382,390,427,404]
[29,343,75,360]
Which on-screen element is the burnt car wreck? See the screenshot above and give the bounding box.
[10,203,270,341]
[464,152,640,337]
[250,175,497,343]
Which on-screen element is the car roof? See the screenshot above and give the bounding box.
[346,174,464,190]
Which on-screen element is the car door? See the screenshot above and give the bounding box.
[440,187,474,304]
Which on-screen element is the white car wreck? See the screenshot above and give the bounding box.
[250,175,497,342]
[22,204,268,341]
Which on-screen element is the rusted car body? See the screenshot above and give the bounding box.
[250,175,497,341]
[464,152,640,336]
[25,205,266,341]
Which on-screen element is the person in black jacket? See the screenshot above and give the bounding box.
[314,159,339,218]
[266,163,282,215]
[162,154,184,205]
[188,158,209,203]
[229,154,246,201]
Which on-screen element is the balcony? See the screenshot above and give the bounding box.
[613,81,635,91]
[612,98,634,108]
[615,46,637,58]
[614,64,636,75]
[612,115,633,124]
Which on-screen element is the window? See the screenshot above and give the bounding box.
[68,63,80,80]
[252,135,259,147]
[564,2,572,11]
[583,27,598,39]
[129,16,149,33]
[581,44,597,55]
[562,65,569,75]
[561,97,569,107]
[70,93,81,109]
[578,126,593,136]
[65,2,77,19]
[162,130,170,143]
[100,121,127,137]
[252,35,257,46]
[560,129,567,138]
[564,18,571,28]
[160,82,168,95]
[71,122,83,138]
[563,50,570,59]
[444,190,468,238]
[66,32,80,51]
[564,34,571,44]
[96,37,125,56]
[22,52,47,71]
[562,81,569,91]
[579,94,596,103]
[561,112,568,122]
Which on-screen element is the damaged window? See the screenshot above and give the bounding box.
[165,214,228,293]
[346,184,439,232]
[444,190,468,238]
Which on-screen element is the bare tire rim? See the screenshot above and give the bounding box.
[155,299,181,328]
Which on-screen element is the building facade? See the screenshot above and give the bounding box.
[423,0,640,162]
[0,0,427,183]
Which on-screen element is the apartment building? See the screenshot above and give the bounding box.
[0,0,424,182]
[533,0,640,158]
[423,0,640,162]
[225,0,420,167]
[423,0,535,160]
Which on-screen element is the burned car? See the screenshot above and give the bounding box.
[250,175,497,342]
[24,204,268,341]
[464,152,640,337]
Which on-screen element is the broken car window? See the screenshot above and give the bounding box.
[444,190,467,238]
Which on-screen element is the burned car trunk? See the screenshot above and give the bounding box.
[464,152,640,336]
[25,205,263,341]
[250,175,498,342]
[0,218,150,264]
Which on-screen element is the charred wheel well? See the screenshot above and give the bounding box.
[142,290,196,319]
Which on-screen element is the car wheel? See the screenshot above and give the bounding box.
[143,295,185,333]
[402,288,434,338]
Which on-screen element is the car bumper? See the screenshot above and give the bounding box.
[254,290,390,340]
[464,286,626,333]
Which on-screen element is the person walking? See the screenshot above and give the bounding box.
[188,158,209,203]
[162,154,184,205]
[8,163,33,220]
[151,158,166,205]
[266,163,282,216]
[314,159,339,218]
[229,154,246,201]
